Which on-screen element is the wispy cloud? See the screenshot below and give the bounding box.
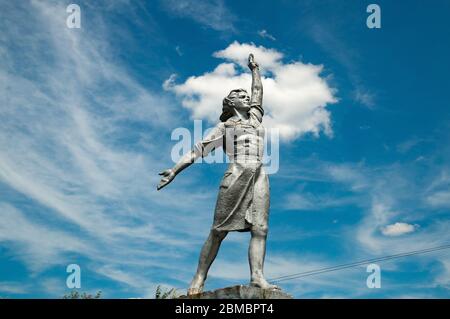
[160,0,236,32]
[353,88,375,109]
[425,168,450,208]
[175,45,183,56]
[0,0,224,295]
[397,137,428,153]
[0,281,29,295]
[276,156,450,290]
[427,191,450,208]
[258,29,276,41]
[0,203,93,272]
[283,192,360,211]
[302,12,376,109]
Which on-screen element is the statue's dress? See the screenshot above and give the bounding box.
[194,106,268,232]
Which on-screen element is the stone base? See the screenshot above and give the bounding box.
[178,285,293,299]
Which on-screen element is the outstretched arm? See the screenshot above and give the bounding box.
[248,54,264,120]
[157,150,198,190]
[157,123,225,190]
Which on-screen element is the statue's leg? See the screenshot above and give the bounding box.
[248,225,279,290]
[188,229,228,295]
[248,169,279,290]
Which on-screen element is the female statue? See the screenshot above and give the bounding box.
[158,54,279,295]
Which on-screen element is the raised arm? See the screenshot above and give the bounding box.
[248,54,264,120]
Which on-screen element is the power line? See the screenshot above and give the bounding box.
[269,244,450,283]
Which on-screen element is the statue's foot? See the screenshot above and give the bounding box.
[250,277,280,290]
[187,276,205,296]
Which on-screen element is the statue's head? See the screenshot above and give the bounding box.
[220,88,251,122]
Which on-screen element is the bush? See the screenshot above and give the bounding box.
[62,290,102,299]
[155,285,179,299]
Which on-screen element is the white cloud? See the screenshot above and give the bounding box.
[0,203,92,272]
[165,41,337,140]
[325,163,368,191]
[427,191,450,208]
[305,20,376,109]
[396,137,427,153]
[258,29,276,41]
[284,193,315,210]
[160,0,235,32]
[98,265,149,289]
[425,169,450,208]
[353,88,375,108]
[175,45,183,56]
[434,257,450,289]
[283,192,359,211]
[0,281,29,295]
[381,222,417,237]
[213,42,283,71]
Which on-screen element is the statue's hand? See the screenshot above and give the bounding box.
[248,53,259,70]
[157,169,176,190]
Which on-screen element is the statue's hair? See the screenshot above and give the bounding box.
[220,88,248,122]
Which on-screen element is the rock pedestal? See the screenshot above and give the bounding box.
[179,285,293,299]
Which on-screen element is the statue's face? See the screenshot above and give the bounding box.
[229,90,251,112]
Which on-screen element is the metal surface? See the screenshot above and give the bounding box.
[158,54,279,295]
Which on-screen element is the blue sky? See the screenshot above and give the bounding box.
[0,0,450,298]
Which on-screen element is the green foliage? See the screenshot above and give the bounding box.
[62,290,102,299]
[154,285,179,299]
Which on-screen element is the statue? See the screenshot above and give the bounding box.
[158,54,279,296]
